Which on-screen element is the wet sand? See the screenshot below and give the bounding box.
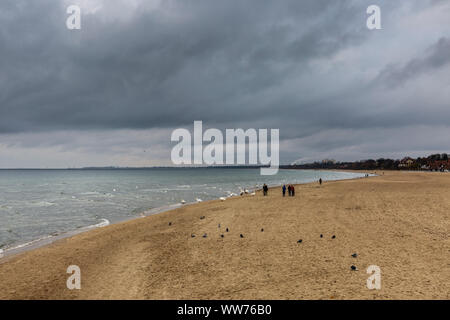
[0,171,448,299]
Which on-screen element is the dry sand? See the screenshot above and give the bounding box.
[0,171,448,299]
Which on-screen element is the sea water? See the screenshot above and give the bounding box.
[0,168,366,252]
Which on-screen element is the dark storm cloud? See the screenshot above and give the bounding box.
[0,0,449,166]
[376,37,450,87]
[0,0,369,134]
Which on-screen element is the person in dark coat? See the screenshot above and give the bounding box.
[282,185,286,197]
[263,184,268,196]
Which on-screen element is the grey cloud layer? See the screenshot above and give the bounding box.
[0,0,381,132]
[0,0,449,166]
[376,37,450,86]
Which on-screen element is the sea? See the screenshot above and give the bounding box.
[0,168,366,255]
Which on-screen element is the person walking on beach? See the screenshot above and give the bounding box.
[282,185,286,197]
[319,178,322,185]
[263,184,268,196]
[287,185,292,196]
[291,185,295,197]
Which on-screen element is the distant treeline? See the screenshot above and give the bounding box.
[282,153,450,171]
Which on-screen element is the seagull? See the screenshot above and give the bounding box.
[220,234,224,238]
[191,234,195,238]
[220,197,226,201]
[203,233,207,238]
[196,198,202,202]
[200,216,205,220]
[297,239,303,243]
[240,234,244,238]
[350,265,357,271]
[331,235,336,239]
[181,200,186,204]
[320,234,323,238]
[351,253,358,258]
[261,228,264,232]
[226,228,229,232]
[250,192,256,196]
[168,222,172,226]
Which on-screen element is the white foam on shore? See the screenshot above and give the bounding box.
[0,218,111,259]
[30,201,56,207]
[5,234,53,251]
[85,218,110,229]
[79,191,101,195]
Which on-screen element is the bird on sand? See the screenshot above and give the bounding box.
[203,233,207,238]
[351,253,358,258]
[240,234,244,238]
[297,239,303,243]
[350,265,357,271]
[331,235,336,239]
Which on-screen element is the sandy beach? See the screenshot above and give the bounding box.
[0,171,448,300]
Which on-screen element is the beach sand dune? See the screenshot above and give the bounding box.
[0,171,449,299]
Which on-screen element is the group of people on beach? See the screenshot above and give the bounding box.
[263,178,323,197]
[282,184,296,197]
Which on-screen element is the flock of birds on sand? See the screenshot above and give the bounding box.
[167,213,360,271]
[174,182,361,271]
[180,189,255,205]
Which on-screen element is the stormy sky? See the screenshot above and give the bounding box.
[0,0,449,167]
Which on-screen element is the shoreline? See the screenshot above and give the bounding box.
[0,170,368,260]
[1,202,187,260]
[0,170,448,299]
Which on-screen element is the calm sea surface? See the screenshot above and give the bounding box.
[0,168,366,251]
